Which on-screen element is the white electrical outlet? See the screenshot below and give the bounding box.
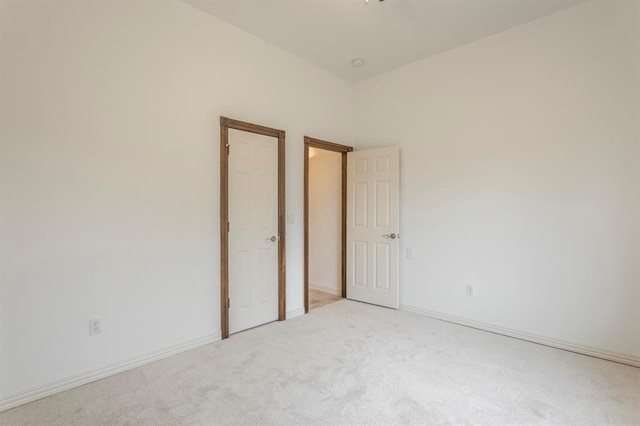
[89,318,102,336]
[287,213,295,225]
[465,285,475,297]
[406,248,413,260]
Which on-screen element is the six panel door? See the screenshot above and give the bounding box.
[346,147,400,309]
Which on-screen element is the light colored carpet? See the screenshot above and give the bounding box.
[309,289,342,310]
[1,300,639,425]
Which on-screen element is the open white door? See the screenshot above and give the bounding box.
[228,129,279,334]
[346,147,400,309]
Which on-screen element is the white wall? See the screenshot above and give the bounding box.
[0,0,6,402]
[0,0,353,399]
[308,149,342,295]
[354,0,640,358]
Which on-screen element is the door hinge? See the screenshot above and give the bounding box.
[227,297,230,308]
[226,144,230,155]
[227,222,230,232]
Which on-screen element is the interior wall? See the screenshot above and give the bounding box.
[308,149,342,296]
[354,0,640,358]
[0,0,353,399]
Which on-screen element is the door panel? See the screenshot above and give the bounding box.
[228,129,279,334]
[347,147,399,309]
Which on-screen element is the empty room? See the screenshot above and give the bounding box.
[1,0,639,424]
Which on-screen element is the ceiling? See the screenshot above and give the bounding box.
[182,0,585,82]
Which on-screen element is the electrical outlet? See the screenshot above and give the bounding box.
[406,248,413,260]
[89,318,102,336]
[287,214,295,225]
[465,285,475,297]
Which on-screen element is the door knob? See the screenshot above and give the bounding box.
[266,236,279,242]
[382,233,398,240]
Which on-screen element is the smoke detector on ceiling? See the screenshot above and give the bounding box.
[351,58,365,67]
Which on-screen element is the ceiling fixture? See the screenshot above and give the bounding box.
[351,58,365,67]
[364,0,385,5]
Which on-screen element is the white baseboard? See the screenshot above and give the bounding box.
[400,304,640,369]
[310,284,341,296]
[286,307,305,319]
[0,332,221,413]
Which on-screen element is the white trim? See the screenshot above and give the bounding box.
[286,307,305,319]
[0,332,221,413]
[309,284,341,296]
[400,304,640,369]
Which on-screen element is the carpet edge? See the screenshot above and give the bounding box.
[400,304,640,368]
[286,307,305,319]
[0,332,221,412]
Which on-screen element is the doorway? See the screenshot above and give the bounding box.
[220,116,286,339]
[303,137,353,313]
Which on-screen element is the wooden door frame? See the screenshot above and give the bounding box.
[220,116,286,339]
[304,136,353,313]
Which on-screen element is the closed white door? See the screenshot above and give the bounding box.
[228,129,279,334]
[346,147,400,309]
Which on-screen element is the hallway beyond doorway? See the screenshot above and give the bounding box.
[309,289,341,310]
